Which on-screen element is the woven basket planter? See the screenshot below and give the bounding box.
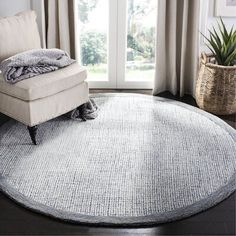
[196,53,236,115]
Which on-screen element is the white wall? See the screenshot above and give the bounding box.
[200,0,236,52]
[0,0,30,16]
[208,0,236,27]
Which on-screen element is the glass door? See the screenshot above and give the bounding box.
[117,0,157,88]
[76,0,157,89]
[76,0,117,88]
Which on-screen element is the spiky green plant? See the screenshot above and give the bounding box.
[201,18,236,66]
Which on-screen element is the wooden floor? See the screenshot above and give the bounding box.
[0,90,235,235]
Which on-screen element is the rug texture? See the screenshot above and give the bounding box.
[0,94,235,225]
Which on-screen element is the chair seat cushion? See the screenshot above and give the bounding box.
[0,63,87,101]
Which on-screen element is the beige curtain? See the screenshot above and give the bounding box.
[44,0,77,59]
[153,0,200,97]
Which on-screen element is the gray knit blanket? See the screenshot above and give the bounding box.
[0,49,75,84]
[67,98,98,121]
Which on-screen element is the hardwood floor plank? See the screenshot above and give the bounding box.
[0,113,9,126]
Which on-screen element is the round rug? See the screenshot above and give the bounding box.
[0,94,235,226]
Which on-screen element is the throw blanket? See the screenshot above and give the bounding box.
[67,98,98,121]
[0,49,75,84]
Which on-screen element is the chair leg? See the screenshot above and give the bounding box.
[27,125,38,145]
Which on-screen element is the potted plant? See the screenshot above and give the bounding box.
[196,18,236,115]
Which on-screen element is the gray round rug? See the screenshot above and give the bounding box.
[0,94,235,226]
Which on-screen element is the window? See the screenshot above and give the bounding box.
[76,0,157,88]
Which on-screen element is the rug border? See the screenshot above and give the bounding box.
[0,93,235,226]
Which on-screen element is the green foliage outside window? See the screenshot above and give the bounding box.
[80,32,107,66]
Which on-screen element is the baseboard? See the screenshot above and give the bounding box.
[0,113,10,126]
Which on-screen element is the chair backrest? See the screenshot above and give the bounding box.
[0,11,41,63]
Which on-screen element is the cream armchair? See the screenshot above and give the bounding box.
[0,11,89,144]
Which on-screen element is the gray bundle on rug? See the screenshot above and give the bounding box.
[67,98,98,121]
[0,48,75,84]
